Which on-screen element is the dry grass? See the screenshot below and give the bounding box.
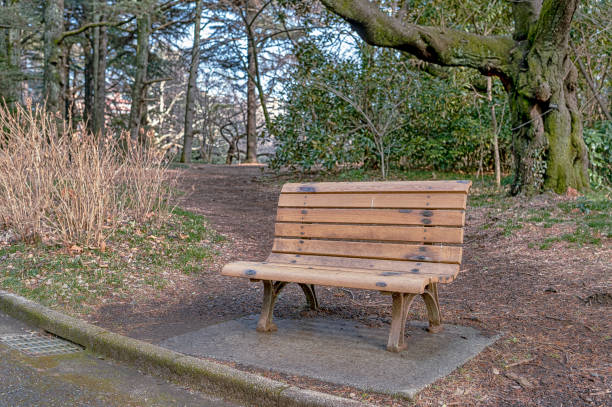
[0,101,173,247]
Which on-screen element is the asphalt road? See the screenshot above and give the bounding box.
[0,310,241,407]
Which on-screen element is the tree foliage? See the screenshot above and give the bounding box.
[273,37,512,176]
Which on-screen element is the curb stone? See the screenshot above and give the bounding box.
[0,290,371,407]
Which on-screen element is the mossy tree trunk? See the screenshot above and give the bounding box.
[508,43,589,194]
[321,0,589,194]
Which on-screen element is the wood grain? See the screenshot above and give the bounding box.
[265,253,459,281]
[272,238,462,264]
[278,192,467,209]
[274,223,463,244]
[281,180,472,194]
[275,208,466,226]
[222,261,429,293]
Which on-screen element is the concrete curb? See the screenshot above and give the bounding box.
[0,290,371,407]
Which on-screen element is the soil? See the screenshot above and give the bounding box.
[90,165,612,407]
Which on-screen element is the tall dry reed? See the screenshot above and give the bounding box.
[0,101,173,247]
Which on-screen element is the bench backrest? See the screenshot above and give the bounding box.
[267,181,471,271]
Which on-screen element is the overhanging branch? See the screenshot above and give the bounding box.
[320,0,516,77]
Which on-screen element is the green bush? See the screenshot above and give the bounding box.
[271,44,512,174]
[583,121,612,189]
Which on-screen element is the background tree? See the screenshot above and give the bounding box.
[180,0,203,163]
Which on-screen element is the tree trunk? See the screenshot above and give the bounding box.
[83,37,94,126]
[92,6,100,125]
[226,142,236,164]
[244,0,258,163]
[94,23,107,137]
[62,44,71,121]
[487,77,501,188]
[0,10,21,107]
[8,27,22,105]
[43,0,64,117]
[181,0,203,163]
[509,46,589,195]
[129,13,150,143]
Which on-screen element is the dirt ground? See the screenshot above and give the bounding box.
[90,165,612,407]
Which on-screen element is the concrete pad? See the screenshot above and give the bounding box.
[160,315,500,399]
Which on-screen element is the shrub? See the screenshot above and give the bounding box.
[0,101,173,247]
[583,121,612,190]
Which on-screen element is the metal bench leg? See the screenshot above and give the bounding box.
[421,283,443,333]
[387,293,416,352]
[256,280,287,332]
[298,283,319,310]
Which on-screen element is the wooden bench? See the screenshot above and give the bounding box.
[221,180,471,352]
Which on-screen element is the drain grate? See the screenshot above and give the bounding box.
[0,332,83,356]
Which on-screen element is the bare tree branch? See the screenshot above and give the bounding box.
[572,45,612,120]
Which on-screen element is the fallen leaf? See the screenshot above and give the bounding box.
[505,372,533,389]
[566,187,579,198]
[69,245,83,253]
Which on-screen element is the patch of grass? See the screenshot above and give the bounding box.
[558,193,612,214]
[561,227,602,246]
[537,193,611,249]
[468,192,507,208]
[525,210,565,228]
[0,209,225,314]
[523,192,611,249]
[539,224,606,250]
[538,237,560,250]
[501,219,523,237]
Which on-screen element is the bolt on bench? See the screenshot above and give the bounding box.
[221,180,471,352]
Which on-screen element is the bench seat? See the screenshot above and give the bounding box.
[223,260,460,293]
[221,180,471,352]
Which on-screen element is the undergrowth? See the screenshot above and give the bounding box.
[0,101,173,247]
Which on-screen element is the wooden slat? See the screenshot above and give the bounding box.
[281,180,472,194]
[274,223,463,244]
[276,208,465,227]
[265,253,459,281]
[272,238,462,264]
[222,261,429,293]
[277,192,467,209]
